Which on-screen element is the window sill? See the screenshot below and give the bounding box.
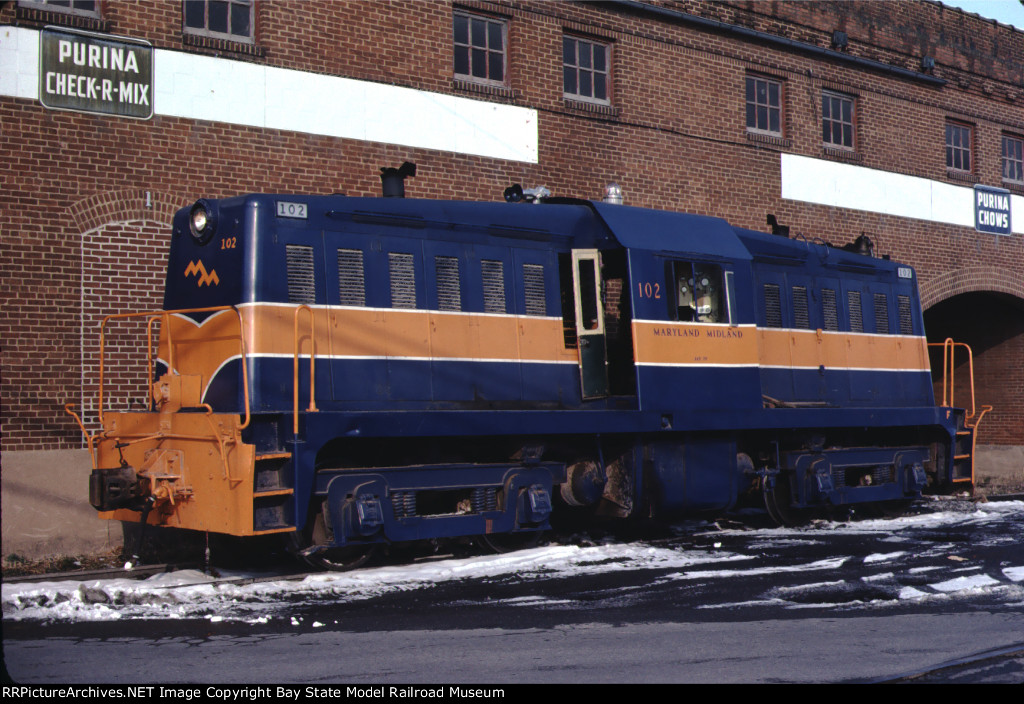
[1001,180,1024,195]
[183,32,265,58]
[15,5,110,33]
[745,131,791,149]
[822,146,863,162]
[452,78,516,101]
[562,98,618,118]
[946,169,979,184]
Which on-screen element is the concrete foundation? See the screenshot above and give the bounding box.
[2,445,1022,561]
[1,449,122,560]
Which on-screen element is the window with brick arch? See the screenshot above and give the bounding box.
[822,90,855,150]
[946,121,973,173]
[1003,134,1024,185]
[745,75,783,137]
[453,11,507,86]
[183,0,254,43]
[563,35,610,105]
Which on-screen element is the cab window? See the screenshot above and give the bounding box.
[670,261,726,323]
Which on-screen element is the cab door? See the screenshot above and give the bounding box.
[571,249,608,399]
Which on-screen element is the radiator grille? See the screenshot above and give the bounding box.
[874,293,890,334]
[337,249,365,306]
[286,245,316,304]
[481,260,506,313]
[764,283,782,328]
[435,256,461,311]
[523,264,546,316]
[389,252,417,309]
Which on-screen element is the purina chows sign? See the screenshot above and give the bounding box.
[974,184,1012,236]
[39,26,153,119]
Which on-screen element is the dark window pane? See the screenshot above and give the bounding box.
[745,77,754,103]
[822,96,831,119]
[757,81,766,102]
[208,0,228,33]
[768,82,779,106]
[769,109,779,133]
[594,74,606,100]
[454,45,469,75]
[564,66,576,94]
[823,122,831,143]
[747,103,756,129]
[594,45,606,72]
[563,37,575,64]
[488,51,503,81]
[230,3,250,37]
[472,48,486,78]
[184,0,205,28]
[454,15,468,44]
[843,124,852,147]
[842,99,852,122]
[488,21,503,51]
[757,105,767,130]
[471,18,486,47]
[579,43,591,69]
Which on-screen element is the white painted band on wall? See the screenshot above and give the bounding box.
[781,153,1023,235]
[0,26,538,163]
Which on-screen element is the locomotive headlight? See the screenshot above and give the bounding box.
[188,199,218,244]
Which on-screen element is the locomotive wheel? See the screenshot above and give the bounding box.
[762,474,808,527]
[288,511,379,572]
[476,530,544,554]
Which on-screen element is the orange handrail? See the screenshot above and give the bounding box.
[96,305,250,429]
[293,305,319,434]
[927,337,992,428]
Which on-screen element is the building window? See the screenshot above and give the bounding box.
[822,91,855,149]
[946,122,973,173]
[453,11,506,85]
[563,36,610,104]
[19,0,99,15]
[1003,134,1024,184]
[745,76,782,136]
[184,0,254,43]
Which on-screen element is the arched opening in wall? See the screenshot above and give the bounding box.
[80,220,170,428]
[923,291,1024,489]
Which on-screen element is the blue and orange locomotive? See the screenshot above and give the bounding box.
[74,176,983,568]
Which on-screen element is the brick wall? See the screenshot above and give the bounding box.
[2,0,1021,450]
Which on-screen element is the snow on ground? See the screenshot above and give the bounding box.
[4,501,1023,624]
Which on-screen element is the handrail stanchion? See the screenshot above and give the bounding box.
[293,305,318,435]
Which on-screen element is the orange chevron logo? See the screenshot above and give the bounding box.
[184,260,220,287]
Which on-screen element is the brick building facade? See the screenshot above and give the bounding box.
[2,0,1022,464]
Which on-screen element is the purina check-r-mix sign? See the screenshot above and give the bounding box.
[39,26,153,120]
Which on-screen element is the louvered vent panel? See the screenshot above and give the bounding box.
[792,286,810,329]
[764,283,782,328]
[874,293,890,334]
[337,249,365,306]
[481,260,506,313]
[435,256,461,311]
[897,295,913,334]
[286,245,316,304]
[389,252,417,309]
[822,288,839,331]
[523,264,546,316]
[848,291,863,332]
